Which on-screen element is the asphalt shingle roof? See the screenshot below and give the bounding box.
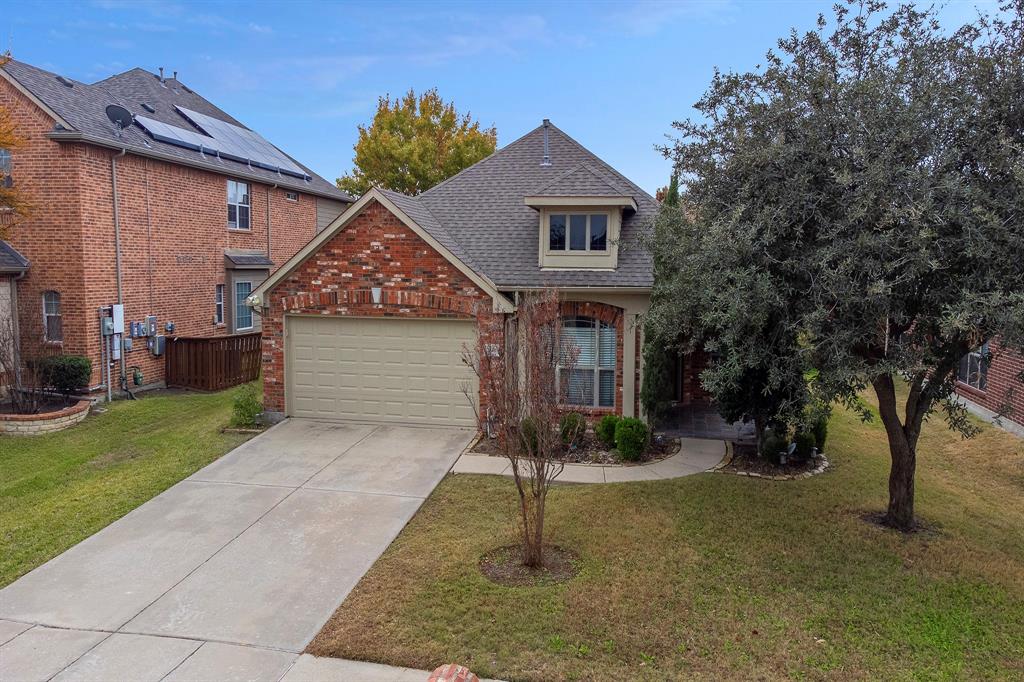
[530,162,632,197]
[224,249,274,268]
[394,122,656,289]
[1,60,351,203]
[0,240,29,272]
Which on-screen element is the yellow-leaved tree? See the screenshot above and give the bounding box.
[337,88,496,197]
[0,53,29,241]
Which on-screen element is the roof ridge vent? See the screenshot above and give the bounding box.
[55,75,74,88]
[541,118,551,167]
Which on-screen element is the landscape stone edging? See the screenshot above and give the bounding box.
[0,399,91,435]
[465,433,682,469]
[712,442,831,480]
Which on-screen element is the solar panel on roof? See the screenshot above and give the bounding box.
[175,106,308,177]
[133,110,311,180]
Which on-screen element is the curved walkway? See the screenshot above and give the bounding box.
[451,437,727,483]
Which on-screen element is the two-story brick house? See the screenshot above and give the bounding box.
[0,59,352,392]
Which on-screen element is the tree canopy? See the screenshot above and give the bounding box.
[646,0,1024,530]
[337,88,497,196]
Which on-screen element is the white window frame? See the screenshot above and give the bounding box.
[0,147,12,189]
[546,212,609,253]
[234,281,253,331]
[557,316,615,408]
[227,179,251,230]
[215,284,224,325]
[42,291,62,342]
[284,190,298,202]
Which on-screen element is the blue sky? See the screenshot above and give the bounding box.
[6,0,993,194]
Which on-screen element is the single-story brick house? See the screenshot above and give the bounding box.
[0,58,352,392]
[251,120,701,427]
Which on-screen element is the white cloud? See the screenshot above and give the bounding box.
[199,55,376,94]
[247,22,273,34]
[607,0,737,37]
[403,13,562,66]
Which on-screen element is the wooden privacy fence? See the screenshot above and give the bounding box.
[165,332,261,391]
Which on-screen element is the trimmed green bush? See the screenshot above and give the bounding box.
[560,412,586,448]
[40,355,91,402]
[231,383,262,428]
[520,416,540,455]
[615,417,649,461]
[793,431,817,459]
[761,432,788,464]
[596,414,621,448]
[812,415,829,452]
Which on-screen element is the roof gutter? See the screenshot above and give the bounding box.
[507,286,653,293]
[45,130,354,204]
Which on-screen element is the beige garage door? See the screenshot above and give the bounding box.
[286,315,478,427]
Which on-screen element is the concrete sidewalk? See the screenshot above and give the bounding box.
[0,419,475,681]
[452,437,726,483]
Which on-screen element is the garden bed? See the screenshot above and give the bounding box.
[0,399,91,435]
[470,430,679,465]
[718,442,830,480]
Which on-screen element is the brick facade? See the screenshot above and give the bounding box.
[260,199,636,421]
[0,76,324,389]
[955,338,1024,430]
[260,200,493,413]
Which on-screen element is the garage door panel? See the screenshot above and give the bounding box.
[287,315,478,427]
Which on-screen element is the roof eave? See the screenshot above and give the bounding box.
[250,188,515,314]
[44,130,355,203]
[0,68,75,131]
[524,196,638,211]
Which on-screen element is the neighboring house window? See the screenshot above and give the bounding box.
[0,148,11,188]
[227,180,250,230]
[548,213,608,252]
[957,343,989,391]
[42,291,62,342]
[559,316,615,407]
[234,281,253,330]
[284,191,298,201]
[215,284,224,324]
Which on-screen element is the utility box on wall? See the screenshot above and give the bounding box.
[150,335,166,357]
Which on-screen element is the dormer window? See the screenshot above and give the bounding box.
[548,213,608,252]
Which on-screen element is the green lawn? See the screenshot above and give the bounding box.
[0,386,256,587]
[309,391,1024,681]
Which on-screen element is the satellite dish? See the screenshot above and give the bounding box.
[105,104,134,130]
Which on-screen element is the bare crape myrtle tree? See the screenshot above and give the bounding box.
[462,290,579,568]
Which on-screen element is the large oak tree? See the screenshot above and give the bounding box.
[648,1,1024,530]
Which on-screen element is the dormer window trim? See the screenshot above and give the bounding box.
[525,195,637,211]
[536,205,621,271]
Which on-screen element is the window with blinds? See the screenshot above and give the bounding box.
[560,316,615,407]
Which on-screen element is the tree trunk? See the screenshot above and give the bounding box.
[522,493,545,568]
[871,374,919,531]
[753,414,766,456]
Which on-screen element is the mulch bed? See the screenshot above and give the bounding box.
[0,400,72,415]
[725,443,819,477]
[479,544,580,587]
[471,431,679,465]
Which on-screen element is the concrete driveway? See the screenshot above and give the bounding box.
[0,420,473,681]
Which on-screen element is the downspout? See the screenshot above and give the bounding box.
[111,149,130,396]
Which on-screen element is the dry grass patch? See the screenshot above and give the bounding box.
[308,390,1024,681]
